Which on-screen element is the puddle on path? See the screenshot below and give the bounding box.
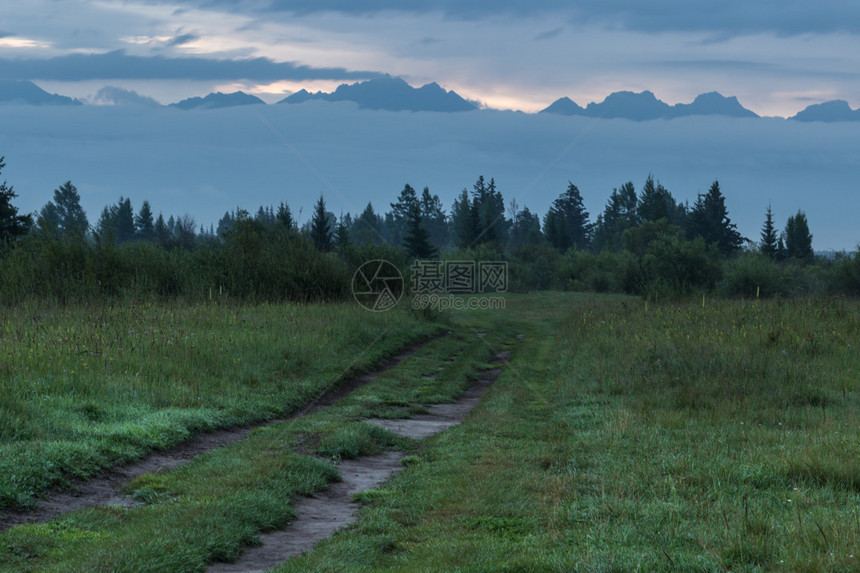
[211,347,513,571]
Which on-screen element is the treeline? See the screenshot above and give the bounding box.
[0,155,858,304]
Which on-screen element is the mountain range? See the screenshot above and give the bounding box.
[2,77,859,121]
[540,90,759,120]
[169,91,266,110]
[0,80,81,106]
[278,75,477,112]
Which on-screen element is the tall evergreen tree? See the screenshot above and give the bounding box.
[0,156,32,244]
[759,204,779,259]
[334,214,352,252]
[276,201,295,230]
[552,182,593,249]
[39,181,89,239]
[403,202,437,259]
[450,188,476,248]
[592,181,638,252]
[351,202,386,245]
[135,200,155,241]
[420,187,449,250]
[96,196,135,243]
[471,176,507,247]
[388,184,420,246]
[685,181,743,255]
[543,207,570,250]
[310,195,333,252]
[507,200,544,250]
[154,213,171,247]
[637,175,685,226]
[784,210,813,260]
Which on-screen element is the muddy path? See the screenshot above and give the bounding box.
[0,334,447,532]
[209,347,512,572]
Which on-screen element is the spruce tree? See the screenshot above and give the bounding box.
[42,181,88,239]
[759,205,779,259]
[276,201,295,229]
[450,188,475,248]
[403,202,437,259]
[637,175,685,226]
[310,195,333,252]
[420,187,448,250]
[135,200,155,241]
[0,156,32,244]
[352,202,385,245]
[389,184,420,245]
[784,210,813,260]
[686,181,743,255]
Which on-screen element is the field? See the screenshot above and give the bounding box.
[1,293,858,571]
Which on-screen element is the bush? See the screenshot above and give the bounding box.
[719,252,785,298]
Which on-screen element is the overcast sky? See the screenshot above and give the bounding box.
[2,0,859,115]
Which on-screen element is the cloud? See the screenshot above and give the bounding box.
[0,50,384,82]
[166,33,199,46]
[91,86,161,106]
[171,0,860,36]
[534,27,563,41]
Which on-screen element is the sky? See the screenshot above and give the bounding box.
[2,0,860,115]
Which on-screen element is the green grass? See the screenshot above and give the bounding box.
[0,308,506,571]
[277,293,860,572]
[2,293,859,571]
[0,300,441,509]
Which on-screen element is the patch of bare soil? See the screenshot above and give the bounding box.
[210,347,513,571]
[0,335,446,532]
[208,452,405,573]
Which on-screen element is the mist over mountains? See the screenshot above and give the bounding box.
[2,77,858,121]
[1,75,858,251]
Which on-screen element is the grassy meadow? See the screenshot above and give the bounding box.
[0,292,858,571]
[0,300,441,510]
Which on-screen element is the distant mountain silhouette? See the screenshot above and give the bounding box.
[539,96,585,116]
[541,90,758,120]
[790,100,860,122]
[0,80,81,106]
[672,92,758,118]
[169,91,265,110]
[278,75,477,112]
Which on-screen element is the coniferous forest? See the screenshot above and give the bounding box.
[0,155,858,304]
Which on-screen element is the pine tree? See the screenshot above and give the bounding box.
[759,205,779,259]
[637,175,685,226]
[686,181,743,255]
[276,201,295,230]
[154,213,171,247]
[420,186,448,250]
[507,201,543,250]
[552,181,593,249]
[351,202,385,245]
[471,176,507,247]
[543,207,570,250]
[310,195,333,252]
[135,200,155,241]
[334,214,351,252]
[450,188,476,248]
[0,156,32,244]
[388,184,420,245]
[592,181,637,252]
[403,202,437,259]
[41,181,89,239]
[784,210,813,260]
